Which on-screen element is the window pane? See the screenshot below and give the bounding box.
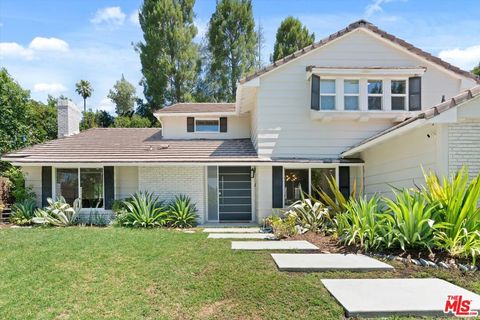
[284,169,308,206]
[56,169,78,206]
[80,168,103,208]
[368,97,382,110]
[391,80,406,94]
[195,120,219,132]
[392,96,406,110]
[320,79,335,94]
[344,80,359,94]
[311,168,336,200]
[345,96,359,110]
[368,80,383,94]
[320,96,335,110]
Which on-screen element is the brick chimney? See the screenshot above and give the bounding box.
[57,99,81,138]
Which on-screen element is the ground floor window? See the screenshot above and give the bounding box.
[311,168,336,200]
[55,168,104,208]
[284,167,337,207]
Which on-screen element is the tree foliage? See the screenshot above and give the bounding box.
[80,110,116,131]
[272,16,314,62]
[206,0,257,102]
[137,0,199,109]
[472,62,480,77]
[108,75,137,115]
[75,80,93,113]
[114,115,153,128]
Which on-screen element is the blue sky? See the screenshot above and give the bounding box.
[1,0,479,113]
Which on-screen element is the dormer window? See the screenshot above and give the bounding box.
[391,80,407,110]
[367,80,383,110]
[195,119,220,132]
[320,79,336,110]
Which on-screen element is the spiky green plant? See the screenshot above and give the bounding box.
[288,197,331,233]
[10,199,37,225]
[33,197,81,227]
[166,195,198,228]
[313,175,359,215]
[120,191,168,228]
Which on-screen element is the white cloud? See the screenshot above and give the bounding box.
[0,42,34,59]
[98,97,116,114]
[29,37,69,52]
[364,0,393,17]
[129,10,139,26]
[91,7,126,26]
[438,45,480,71]
[194,18,208,40]
[33,82,67,93]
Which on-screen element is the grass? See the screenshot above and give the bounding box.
[0,227,479,319]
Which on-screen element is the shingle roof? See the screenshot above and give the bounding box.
[155,103,235,114]
[240,20,479,84]
[342,85,480,156]
[1,128,260,163]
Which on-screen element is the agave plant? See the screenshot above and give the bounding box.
[120,191,167,228]
[33,197,81,227]
[10,198,37,225]
[313,175,359,216]
[288,197,331,233]
[166,195,198,228]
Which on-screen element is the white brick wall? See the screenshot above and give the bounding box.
[138,166,206,223]
[448,120,480,177]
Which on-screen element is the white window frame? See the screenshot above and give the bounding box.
[320,78,336,110]
[343,79,360,111]
[194,118,220,133]
[390,79,408,111]
[53,167,105,209]
[367,79,384,110]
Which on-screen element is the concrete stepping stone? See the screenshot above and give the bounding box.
[208,233,275,239]
[321,278,480,318]
[271,254,394,272]
[231,240,318,250]
[203,227,261,233]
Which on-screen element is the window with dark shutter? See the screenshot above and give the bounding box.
[104,166,114,210]
[187,117,195,132]
[220,117,227,132]
[272,166,283,208]
[409,77,421,111]
[311,74,320,110]
[338,167,350,199]
[41,166,52,207]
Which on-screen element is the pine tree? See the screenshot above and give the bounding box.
[272,16,314,62]
[136,0,199,108]
[206,0,257,102]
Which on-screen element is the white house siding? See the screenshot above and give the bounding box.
[254,29,475,159]
[22,166,42,207]
[361,125,437,196]
[254,165,272,223]
[115,166,138,200]
[448,120,480,177]
[138,166,206,223]
[160,115,251,139]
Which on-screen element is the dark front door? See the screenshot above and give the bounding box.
[218,166,252,221]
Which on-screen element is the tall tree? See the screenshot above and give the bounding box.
[108,74,137,115]
[207,0,257,102]
[136,0,199,109]
[75,80,93,113]
[272,16,314,62]
[255,20,265,69]
[472,62,480,77]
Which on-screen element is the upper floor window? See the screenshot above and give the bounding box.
[195,119,219,132]
[391,80,407,110]
[344,80,359,110]
[367,80,383,110]
[320,79,336,110]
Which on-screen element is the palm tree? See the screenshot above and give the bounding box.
[75,80,93,112]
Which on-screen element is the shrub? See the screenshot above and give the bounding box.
[264,212,298,239]
[3,167,35,203]
[33,197,81,227]
[288,197,331,233]
[119,191,167,227]
[314,175,359,216]
[10,198,37,225]
[166,195,198,228]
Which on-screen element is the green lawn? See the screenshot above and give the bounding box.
[0,228,479,319]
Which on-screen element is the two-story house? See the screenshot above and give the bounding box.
[3,20,480,224]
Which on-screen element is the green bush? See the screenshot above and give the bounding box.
[264,212,298,239]
[288,197,331,233]
[166,195,198,228]
[119,191,168,228]
[3,167,35,202]
[33,197,81,227]
[10,198,37,225]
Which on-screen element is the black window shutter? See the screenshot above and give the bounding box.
[338,167,350,199]
[220,117,227,132]
[311,74,320,110]
[272,166,283,208]
[41,166,52,207]
[409,77,421,111]
[104,166,114,210]
[187,117,195,132]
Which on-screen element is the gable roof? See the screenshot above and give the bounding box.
[341,85,480,157]
[1,128,260,164]
[155,103,235,115]
[239,20,479,85]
